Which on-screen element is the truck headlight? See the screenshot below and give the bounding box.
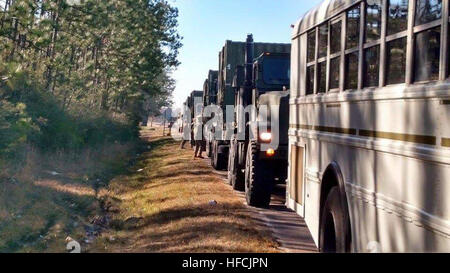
[259,132,272,142]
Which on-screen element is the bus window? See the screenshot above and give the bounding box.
[307,30,316,63]
[414,27,441,82]
[345,52,358,90]
[306,66,315,95]
[415,0,442,26]
[364,45,380,87]
[386,37,407,85]
[366,0,382,41]
[330,21,341,54]
[318,23,328,58]
[318,62,327,93]
[330,56,340,89]
[387,0,409,35]
[346,6,360,49]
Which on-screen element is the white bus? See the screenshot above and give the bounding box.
[288,0,450,252]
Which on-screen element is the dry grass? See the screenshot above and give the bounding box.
[91,127,280,253]
[0,142,137,253]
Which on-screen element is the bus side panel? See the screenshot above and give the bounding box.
[293,133,450,252]
[294,97,450,252]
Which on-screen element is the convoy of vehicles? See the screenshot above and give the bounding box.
[180,0,450,253]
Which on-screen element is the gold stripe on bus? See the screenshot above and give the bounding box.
[290,124,356,135]
[326,103,341,108]
[359,130,436,146]
[289,124,313,130]
[291,124,437,145]
[313,126,357,135]
[300,124,313,130]
[442,138,450,147]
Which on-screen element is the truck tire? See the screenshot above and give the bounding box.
[206,140,212,158]
[228,140,244,191]
[211,141,218,169]
[227,146,234,185]
[212,141,227,170]
[319,187,348,253]
[244,141,273,207]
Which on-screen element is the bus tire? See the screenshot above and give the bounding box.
[319,186,348,253]
[245,141,273,208]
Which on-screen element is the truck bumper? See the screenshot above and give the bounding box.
[258,144,288,160]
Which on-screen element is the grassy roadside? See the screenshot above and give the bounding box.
[0,141,140,253]
[91,127,280,253]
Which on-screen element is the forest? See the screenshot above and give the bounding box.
[0,0,180,171]
[0,0,180,252]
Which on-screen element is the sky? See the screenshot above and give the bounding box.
[170,0,322,109]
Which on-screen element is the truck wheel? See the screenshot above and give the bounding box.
[216,150,228,171]
[319,187,348,253]
[212,142,227,170]
[211,141,218,169]
[228,140,244,191]
[206,140,211,158]
[244,142,273,208]
[227,146,234,185]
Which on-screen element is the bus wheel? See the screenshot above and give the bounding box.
[244,142,273,208]
[319,187,348,253]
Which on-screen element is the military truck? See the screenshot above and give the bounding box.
[186,90,203,147]
[211,37,291,171]
[202,70,218,158]
[227,34,290,208]
[187,90,203,121]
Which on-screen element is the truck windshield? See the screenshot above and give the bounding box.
[262,57,290,85]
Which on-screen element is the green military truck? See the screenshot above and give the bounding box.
[211,36,291,171]
[188,90,204,119]
[227,34,290,207]
[185,90,203,147]
[202,70,218,158]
